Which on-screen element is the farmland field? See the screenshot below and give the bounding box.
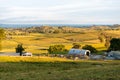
[0,27,120,80]
[1,29,107,54]
[0,57,120,80]
[1,28,120,54]
[0,0,120,79]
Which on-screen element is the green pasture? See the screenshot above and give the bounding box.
[0,57,120,80]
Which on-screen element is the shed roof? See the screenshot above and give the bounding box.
[68,49,90,55]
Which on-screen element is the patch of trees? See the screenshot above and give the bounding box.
[4,25,120,35]
[8,26,87,34]
[72,43,97,53]
[82,45,97,53]
[48,45,68,54]
[98,32,112,48]
[108,38,120,51]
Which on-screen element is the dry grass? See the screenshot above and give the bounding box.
[1,29,120,54]
[0,56,71,62]
[1,29,120,80]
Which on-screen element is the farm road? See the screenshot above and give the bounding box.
[0,52,19,56]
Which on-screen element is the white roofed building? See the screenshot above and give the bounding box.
[68,49,90,56]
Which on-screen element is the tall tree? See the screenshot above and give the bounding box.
[16,44,25,56]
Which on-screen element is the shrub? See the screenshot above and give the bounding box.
[82,45,97,53]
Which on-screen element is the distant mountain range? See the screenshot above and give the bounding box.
[0,24,115,28]
[2,24,120,35]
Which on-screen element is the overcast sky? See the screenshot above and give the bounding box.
[0,0,120,24]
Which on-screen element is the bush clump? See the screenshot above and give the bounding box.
[48,44,68,54]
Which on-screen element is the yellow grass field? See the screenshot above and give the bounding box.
[1,29,120,54]
[0,29,120,80]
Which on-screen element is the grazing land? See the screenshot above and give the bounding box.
[2,25,120,54]
[0,57,120,80]
[1,26,120,55]
[0,25,120,80]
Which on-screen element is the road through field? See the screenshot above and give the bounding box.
[0,52,19,56]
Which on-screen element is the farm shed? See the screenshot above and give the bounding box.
[68,49,90,56]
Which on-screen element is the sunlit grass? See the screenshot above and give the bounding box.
[2,30,120,53]
[0,56,119,63]
[90,43,106,51]
[1,30,120,80]
[0,56,120,80]
[0,56,72,62]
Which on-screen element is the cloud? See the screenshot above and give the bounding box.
[0,0,120,24]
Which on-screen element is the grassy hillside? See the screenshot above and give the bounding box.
[1,27,120,80]
[1,27,120,54]
[1,33,103,54]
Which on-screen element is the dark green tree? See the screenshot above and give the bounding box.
[82,45,97,53]
[0,28,5,50]
[16,44,25,56]
[108,38,120,51]
[48,44,67,54]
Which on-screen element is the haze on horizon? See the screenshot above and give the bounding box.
[0,0,120,24]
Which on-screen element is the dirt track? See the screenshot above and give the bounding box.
[0,52,20,56]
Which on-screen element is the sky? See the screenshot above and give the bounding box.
[0,0,120,24]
